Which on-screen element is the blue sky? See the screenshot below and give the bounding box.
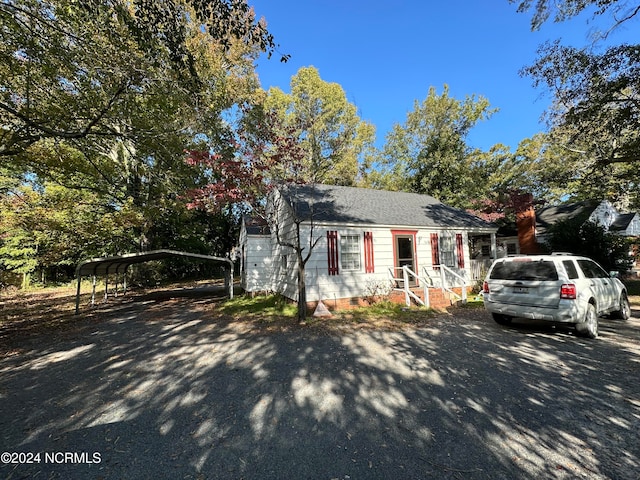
[250,0,634,152]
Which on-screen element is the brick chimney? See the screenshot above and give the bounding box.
[514,193,539,254]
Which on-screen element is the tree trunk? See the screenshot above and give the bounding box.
[296,254,307,322]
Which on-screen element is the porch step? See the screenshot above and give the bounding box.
[389,287,454,309]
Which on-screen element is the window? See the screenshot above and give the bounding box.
[563,260,579,279]
[439,234,456,268]
[340,234,361,270]
[490,260,558,281]
[577,259,608,279]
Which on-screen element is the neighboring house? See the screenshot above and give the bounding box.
[238,184,497,309]
[471,225,520,259]
[517,199,640,254]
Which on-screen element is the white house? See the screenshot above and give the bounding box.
[534,200,640,244]
[238,184,498,309]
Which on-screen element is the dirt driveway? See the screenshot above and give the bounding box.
[1,289,639,479]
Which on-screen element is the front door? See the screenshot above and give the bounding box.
[394,234,417,287]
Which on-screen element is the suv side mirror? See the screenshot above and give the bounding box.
[609,271,619,278]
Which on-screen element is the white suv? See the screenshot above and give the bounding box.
[483,254,630,338]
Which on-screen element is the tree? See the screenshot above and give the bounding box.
[1,0,277,278]
[364,85,496,207]
[0,0,283,156]
[262,66,375,185]
[510,0,636,32]
[545,218,634,272]
[0,181,142,286]
[513,0,640,205]
[184,108,321,321]
[265,185,327,322]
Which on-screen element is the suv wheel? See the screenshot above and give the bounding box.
[576,303,598,339]
[611,293,630,320]
[492,313,512,325]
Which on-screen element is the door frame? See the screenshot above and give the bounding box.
[392,230,418,287]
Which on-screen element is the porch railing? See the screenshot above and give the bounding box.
[423,265,468,304]
[388,266,431,308]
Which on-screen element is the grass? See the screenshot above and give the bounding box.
[218,295,451,328]
[320,300,452,329]
[218,294,298,319]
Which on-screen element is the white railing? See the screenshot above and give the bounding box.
[440,265,467,303]
[423,265,468,304]
[388,264,469,307]
[388,266,430,307]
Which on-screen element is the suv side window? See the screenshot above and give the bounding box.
[577,259,609,279]
[563,260,579,279]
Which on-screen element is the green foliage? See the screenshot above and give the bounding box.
[516,0,640,207]
[363,85,497,207]
[0,0,270,287]
[545,219,634,272]
[262,66,375,185]
[0,0,278,156]
[220,294,297,318]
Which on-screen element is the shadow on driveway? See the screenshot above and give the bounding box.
[1,292,639,479]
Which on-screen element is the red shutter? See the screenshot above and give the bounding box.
[456,233,465,269]
[364,232,375,273]
[327,231,339,275]
[431,233,440,269]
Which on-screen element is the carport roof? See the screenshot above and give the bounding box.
[76,249,233,277]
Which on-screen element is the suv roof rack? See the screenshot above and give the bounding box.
[551,252,574,256]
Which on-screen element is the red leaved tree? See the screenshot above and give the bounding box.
[184,106,322,321]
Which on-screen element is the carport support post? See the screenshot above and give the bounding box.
[225,259,234,299]
[75,272,82,315]
[91,275,96,306]
[104,273,108,301]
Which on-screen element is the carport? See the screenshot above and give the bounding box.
[75,249,234,314]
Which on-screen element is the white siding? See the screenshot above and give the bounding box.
[589,201,618,229]
[276,224,474,303]
[623,214,640,236]
[242,235,276,292]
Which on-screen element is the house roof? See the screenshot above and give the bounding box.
[535,200,599,236]
[278,184,495,230]
[610,212,636,232]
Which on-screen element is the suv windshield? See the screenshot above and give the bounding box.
[490,260,559,281]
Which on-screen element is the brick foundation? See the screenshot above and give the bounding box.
[307,286,473,313]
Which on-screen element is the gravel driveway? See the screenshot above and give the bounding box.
[1,290,639,479]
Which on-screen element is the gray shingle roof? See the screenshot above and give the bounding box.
[610,212,636,232]
[279,184,495,230]
[535,201,599,236]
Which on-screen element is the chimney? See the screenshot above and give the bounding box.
[514,193,539,254]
